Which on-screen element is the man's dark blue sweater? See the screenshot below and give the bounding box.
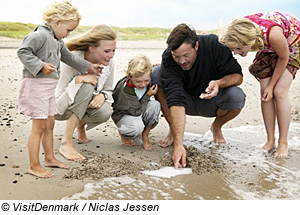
[161,34,242,108]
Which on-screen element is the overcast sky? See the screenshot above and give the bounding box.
[0,0,299,30]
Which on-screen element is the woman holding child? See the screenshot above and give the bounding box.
[55,24,117,161]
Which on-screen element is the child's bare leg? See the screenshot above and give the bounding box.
[59,114,86,161]
[273,70,292,158]
[42,116,69,169]
[27,119,54,178]
[119,132,135,146]
[77,119,91,143]
[260,78,276,151]
[142,125,152,150]
[261,100,276,150]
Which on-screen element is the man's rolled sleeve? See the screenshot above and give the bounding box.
[161,67,187,108]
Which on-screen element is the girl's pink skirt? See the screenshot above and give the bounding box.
[18,78,58,119]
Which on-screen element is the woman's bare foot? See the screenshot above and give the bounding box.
[59,140,86,162]
[45,158,69,169]
[77,136,91,143]
[120,134,135,146]
[27,165,54,178]
[274,142,288,158]
[77,128,91,143]
[158,131,173,148]
[262,139,275,151]
[211,124,226,144]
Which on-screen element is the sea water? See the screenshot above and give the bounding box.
[63,123,300,200]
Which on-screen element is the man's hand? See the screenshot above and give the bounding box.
[199,80,219,99]
[88,64,103,75]
[173,144,187,169]
[200,74,243,99]
[42,63,56,75]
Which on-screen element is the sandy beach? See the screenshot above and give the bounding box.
[0,36,300,200]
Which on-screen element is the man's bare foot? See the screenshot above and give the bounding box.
[274,142,288,158]
[77,128,91,143]
[120,134,135,146]
[27,166,54,178]
[59,142,86,162]
[262,140,275,151]
[45,158,69,169]
[211,125,226,144]
[158,131,173,148]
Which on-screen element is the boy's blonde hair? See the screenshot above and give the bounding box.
[126,55,153,77]
[219,18,264,51]
[66,24,117,51]
[43,1,81,24]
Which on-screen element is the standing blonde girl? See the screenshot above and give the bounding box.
[17,1,101,178]
[112,55,160,150]
[55,24,116,161]
[219,12,300,158]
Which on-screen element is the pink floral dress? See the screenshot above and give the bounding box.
[245,12,300,79]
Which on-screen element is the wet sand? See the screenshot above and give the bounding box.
[0,36,300,200]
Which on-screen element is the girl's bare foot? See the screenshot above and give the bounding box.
[274,142,288,158]
[262,139,275,151]
[211,124,226,144]
[27,166,54,178]
[59,141,86,162]
[45,158,69,169]
[158,131,173,148]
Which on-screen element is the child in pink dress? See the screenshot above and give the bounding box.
[17,1,101,178]
[219,12,300,158]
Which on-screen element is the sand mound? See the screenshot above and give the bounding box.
[64,150,150,180]
[64,145,225,180]
[160,145,225,175]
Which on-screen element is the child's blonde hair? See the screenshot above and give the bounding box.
[126,55,153,77]
[43,0,81,24]
[66,24,117,51]
[219,18,264,51]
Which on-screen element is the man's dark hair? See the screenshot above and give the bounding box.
[167,23,198,51]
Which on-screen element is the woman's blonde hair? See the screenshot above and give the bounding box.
[126,54,153,77]
[43,1,81,24]
[219,18,264,51]
[66,24,117,51]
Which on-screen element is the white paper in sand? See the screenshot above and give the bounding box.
[142,167,192,178]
